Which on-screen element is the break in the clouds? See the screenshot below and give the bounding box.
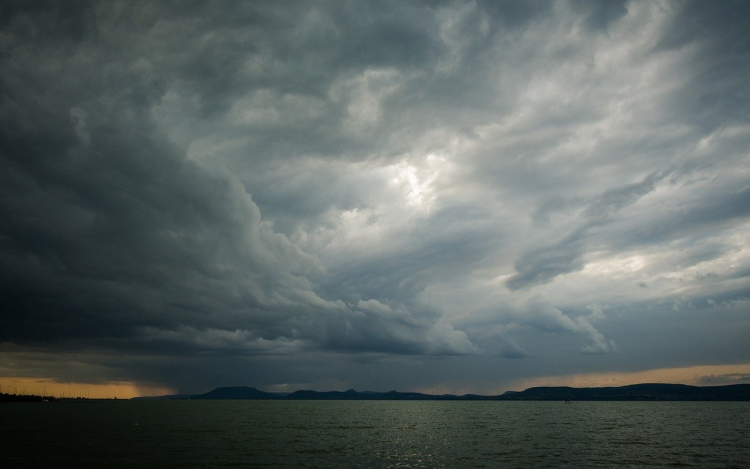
[1,0,749,394]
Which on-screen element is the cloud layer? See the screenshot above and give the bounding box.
[1,0,749,393]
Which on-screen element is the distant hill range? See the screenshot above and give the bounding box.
[133,383,750,401]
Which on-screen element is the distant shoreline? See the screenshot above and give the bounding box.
[131,383,750,401]
[5,383,749,402]
[0,392,122,403]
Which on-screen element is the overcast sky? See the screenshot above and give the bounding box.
[1,0,749,396]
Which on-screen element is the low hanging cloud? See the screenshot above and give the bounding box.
[697,373,750,386]
[518,300,617,354]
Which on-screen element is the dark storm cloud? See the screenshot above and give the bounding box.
[698,373,750,385]
[506,237,587,291]
[0,0,475,360]
[507,173,663,290]
[2,1,750,393]
[574,0,628,31]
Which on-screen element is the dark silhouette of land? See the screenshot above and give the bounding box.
[0,392,122,402]
[0,392,51,402]
[495,383,750,401]
[132,383,750,401]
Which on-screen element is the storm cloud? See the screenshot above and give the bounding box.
[1,0,749,394]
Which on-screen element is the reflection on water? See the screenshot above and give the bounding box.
[2,400,749,467]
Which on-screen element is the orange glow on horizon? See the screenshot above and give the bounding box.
[505,363,750,393]
[4,364,748,399]
[0,377,174,399]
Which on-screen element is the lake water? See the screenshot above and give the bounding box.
[2,400,749,467]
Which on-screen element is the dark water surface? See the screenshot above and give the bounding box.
[2,400,748,467]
